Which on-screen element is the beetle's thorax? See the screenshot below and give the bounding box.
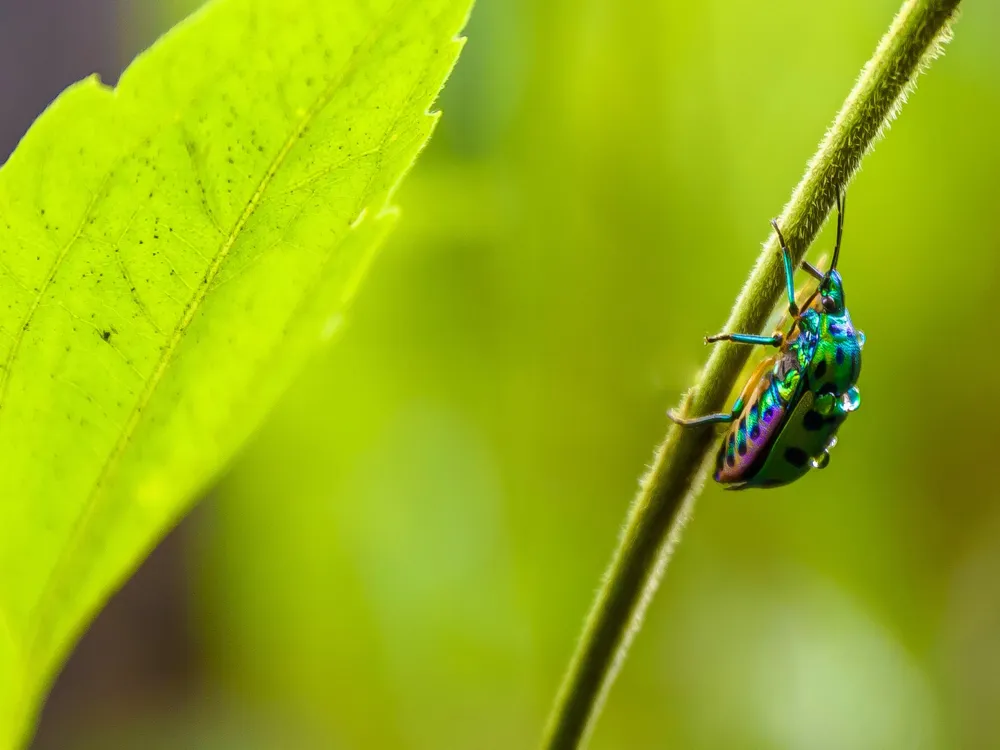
[803,307,861,396]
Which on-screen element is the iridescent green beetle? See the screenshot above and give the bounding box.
[669,192,864,489]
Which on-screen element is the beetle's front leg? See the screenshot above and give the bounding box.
[771,218,800,317]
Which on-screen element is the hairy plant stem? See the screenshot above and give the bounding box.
[541,1,962,747]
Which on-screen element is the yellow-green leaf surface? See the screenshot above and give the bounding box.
[0,0,470,743]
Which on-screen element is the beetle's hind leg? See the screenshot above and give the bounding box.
[668,409,735,427]
[669,355,775,428]
[669,392,747,428]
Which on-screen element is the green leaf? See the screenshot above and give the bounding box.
[0,0,470,743]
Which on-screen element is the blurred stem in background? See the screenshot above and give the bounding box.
[541,1,962,748]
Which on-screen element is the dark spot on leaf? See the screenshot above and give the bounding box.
[101,330,111,342]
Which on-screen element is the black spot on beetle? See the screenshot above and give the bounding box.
[818,382,839,396]
[750,424,761,440]
[835,346,845,364]
[803,410,825,431]
[726,452,736,468]
[814,360,827,379]
[784,447,808,468]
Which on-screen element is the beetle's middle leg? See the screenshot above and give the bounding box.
[705,332,783,347]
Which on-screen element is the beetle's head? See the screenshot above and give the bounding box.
[818,269,845,315]
[819,190,846,315]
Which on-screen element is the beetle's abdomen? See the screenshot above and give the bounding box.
[714,368,797,484]
[720,322,863,489]
[744,388,855,489]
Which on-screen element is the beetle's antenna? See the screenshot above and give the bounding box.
[830,189,845,271]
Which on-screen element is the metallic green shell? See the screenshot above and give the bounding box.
[716,271,863,490]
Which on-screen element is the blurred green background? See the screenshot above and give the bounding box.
[18,0,1000,748]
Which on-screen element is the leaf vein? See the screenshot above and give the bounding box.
[0,172,113,416]
[20,7,398,680]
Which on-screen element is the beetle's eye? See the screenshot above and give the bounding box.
[822,296,836,312]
